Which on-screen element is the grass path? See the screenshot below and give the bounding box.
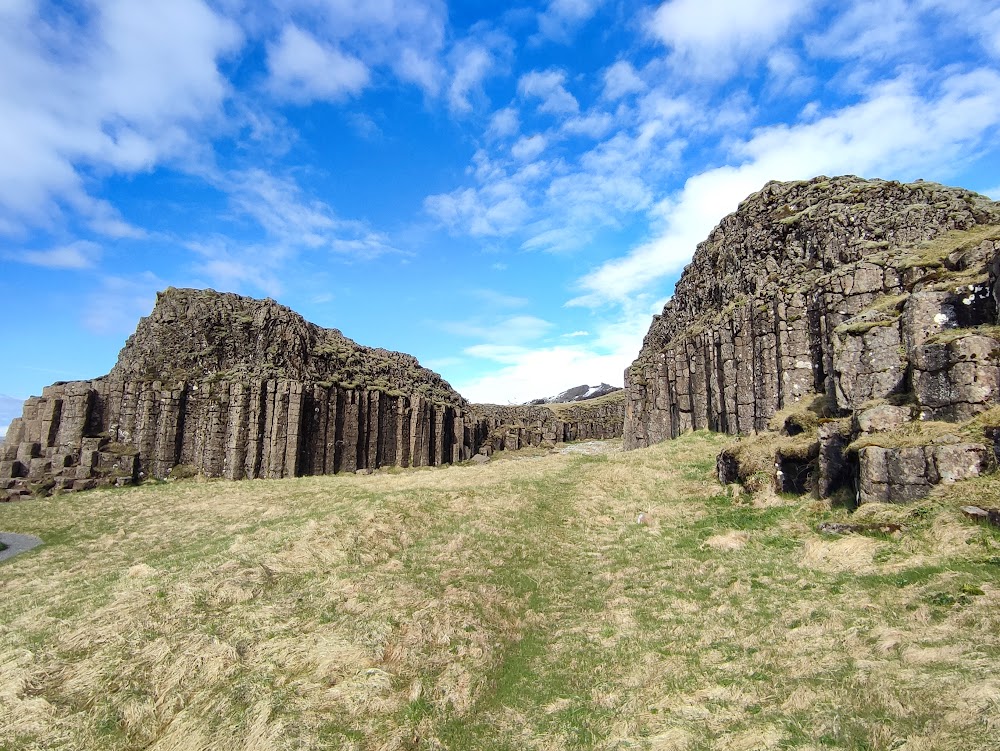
[1,433,999,750]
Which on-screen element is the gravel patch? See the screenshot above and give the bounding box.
[0,532,43,563]
[557,440,623,455]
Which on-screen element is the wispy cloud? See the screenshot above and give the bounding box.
[488,107,521,138]
[511,134,548,161]
[446,28,513,113]
[266,24,370,103]
[13,241,102,270]
[518,69,580,115]
[468,289,529,308]
[439,315,554,345]
[268,0,448,97]
[602,60,646,100]
[536,0,605,43]
[0,0,241,237]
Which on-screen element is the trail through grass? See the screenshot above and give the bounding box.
[1,433,999,750]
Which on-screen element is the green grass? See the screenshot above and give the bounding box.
[2,433,1000,750]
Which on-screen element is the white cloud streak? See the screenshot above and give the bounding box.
[0,0,241,237]
[14,241,102,270]
[572,69,1000,306]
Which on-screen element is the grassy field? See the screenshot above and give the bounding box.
[1,433,999,750]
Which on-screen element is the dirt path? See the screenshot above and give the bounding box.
[556,439,622,455]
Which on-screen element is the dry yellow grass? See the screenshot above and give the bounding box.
[1,432,999,750]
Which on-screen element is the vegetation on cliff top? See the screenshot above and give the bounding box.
[2,432,999,750]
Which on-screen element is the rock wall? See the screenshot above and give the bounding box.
[1,289,624,500]
[473,396,625,454]
[626,176,1000,504]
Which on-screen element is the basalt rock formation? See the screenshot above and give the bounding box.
[625,175,1000,504]
[1,289,623,500]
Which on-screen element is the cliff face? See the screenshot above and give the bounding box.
[111,288,463,403]
[625,175,1000,504]
[1,289,623,499]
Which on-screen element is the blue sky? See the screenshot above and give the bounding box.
[2,0,1000,434]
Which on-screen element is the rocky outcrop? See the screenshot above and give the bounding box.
[1,289,623,500]
[627,176,1000,504]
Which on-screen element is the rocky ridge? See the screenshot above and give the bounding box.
[625,175,1000,504]
[1,289,623,499]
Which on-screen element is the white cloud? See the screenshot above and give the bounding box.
[765,49,813,97]
[329,230,401,259]
[424,169,534,237]
[602,60,646,100]
[982,184,1000,200]
[0,0,241,237]
[181,167,404,297]
[648,0,814,79]
[426,91,689,253]
[562,111,615,139]
[274,0,448,96]
[187,242,284,297]
[571,68,1000,306]
[267,24,370,103]
[537,0,604,42]
[348,112,383,140]
[445,29,513,114]
[454,337,629,404]
[440,315,553,345]
[518,69,579,115]
[396,46,442,94]
[14,241,102,270]
[448,44,495,112]
[448,297,662,403]
[511,134,548,161]
[488,107,521,138]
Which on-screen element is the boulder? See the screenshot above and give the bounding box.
[858,443,989,504]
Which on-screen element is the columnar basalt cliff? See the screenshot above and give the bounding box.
[1,289,623,500]
[625,176,1000,504]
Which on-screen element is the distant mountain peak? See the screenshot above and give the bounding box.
[526,383,621,405]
